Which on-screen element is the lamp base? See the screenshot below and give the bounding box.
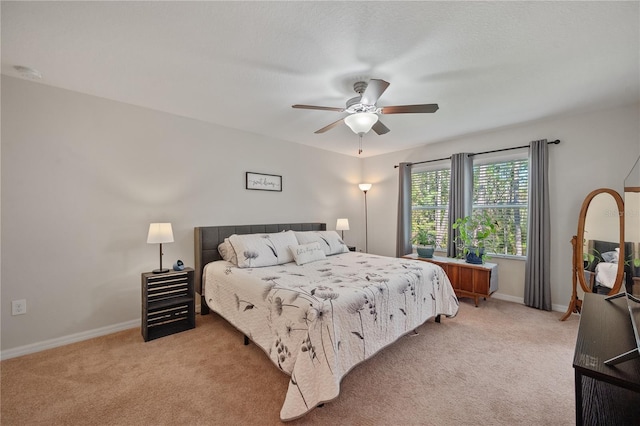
[152,268,170,274]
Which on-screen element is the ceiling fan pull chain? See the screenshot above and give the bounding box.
[358,133,363,155]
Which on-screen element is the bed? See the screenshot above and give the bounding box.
[584,240,634,294]
[194,223,459,421]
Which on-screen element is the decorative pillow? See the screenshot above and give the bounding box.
[218,238,238,265]
[294,231,349,256]
[229,231,298,268]
[601,250,619,263]
[289,242,327,265]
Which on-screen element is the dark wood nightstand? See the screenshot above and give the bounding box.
[141,267,195,341]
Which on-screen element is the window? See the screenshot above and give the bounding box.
[411,158,529,257]
[473,158,529,256]
[411,167,450,248]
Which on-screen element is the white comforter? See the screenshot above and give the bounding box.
[203,252,459,421]
[595,262,618,288]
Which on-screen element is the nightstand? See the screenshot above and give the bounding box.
[141,267,195,341]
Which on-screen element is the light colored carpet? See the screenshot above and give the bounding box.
[1,298,579,425]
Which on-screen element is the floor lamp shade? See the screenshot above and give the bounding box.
[147,223,174,274]
[336,218,349,240]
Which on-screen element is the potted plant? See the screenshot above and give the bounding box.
[412,229,437,258]
[582,246,601,269]
[452,211,498,264]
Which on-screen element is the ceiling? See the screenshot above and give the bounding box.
[2,1,638,158]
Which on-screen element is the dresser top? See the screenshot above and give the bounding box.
[573,292,640,392]
[402,253,497,270]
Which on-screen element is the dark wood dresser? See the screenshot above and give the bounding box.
[573,292,640,425]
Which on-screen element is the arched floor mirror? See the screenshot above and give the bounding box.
[561,188,625,320]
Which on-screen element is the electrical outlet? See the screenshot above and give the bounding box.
[11,299,27,316]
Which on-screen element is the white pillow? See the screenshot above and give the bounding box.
[289,242,327,265]
[601,250,619,264]
[295,231,349,256]
[217,238,238,265]
[229,231,298,268]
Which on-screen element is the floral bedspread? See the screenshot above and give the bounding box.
[203,252,459,421]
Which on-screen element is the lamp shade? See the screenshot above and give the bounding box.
[147,223,174,244]
[359,183,372,192]
[344,113,378,135]
[336,218,350,231]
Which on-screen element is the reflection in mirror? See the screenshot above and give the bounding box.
[625,155,640,295]
[577,189,625,295]
[626,154,640,191]
[584,193,621,252]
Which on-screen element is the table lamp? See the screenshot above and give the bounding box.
[336,218,350,240]
[147,223,174,274]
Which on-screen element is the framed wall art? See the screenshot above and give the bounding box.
[246,172,282,192]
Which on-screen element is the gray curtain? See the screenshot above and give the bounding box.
[447,153,473,257]
[524,139,552,310]
[396,162,412,257]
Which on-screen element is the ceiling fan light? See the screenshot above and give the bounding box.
[344,113,378,135]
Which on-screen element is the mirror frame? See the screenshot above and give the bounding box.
[576,188,625,294]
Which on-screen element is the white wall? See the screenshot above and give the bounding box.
[626,192,640,246]
[3,74,638,355]
[1,76,364,353]
[361,103,640,309]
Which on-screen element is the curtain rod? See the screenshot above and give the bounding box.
[393,139,560,168]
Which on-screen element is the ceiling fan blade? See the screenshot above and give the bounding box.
[314,118,345,134]
[360,79,390,105]
[372,120,390,135]
[292,104,345,112]
[381,104,439,114]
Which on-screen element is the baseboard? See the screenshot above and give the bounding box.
[492,292,568,314]
[0,296,571,361]
[492,292,524,304]
[1,319,139,361]
[551,303,569,314]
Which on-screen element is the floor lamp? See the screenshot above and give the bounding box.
[359,183,372,252]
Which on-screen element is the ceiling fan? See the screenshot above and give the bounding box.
[292,79,439,139]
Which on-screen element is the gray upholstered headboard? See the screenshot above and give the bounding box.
[193,222,326,297]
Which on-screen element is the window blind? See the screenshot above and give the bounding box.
[473,159,529,256]
[411,168,450,248]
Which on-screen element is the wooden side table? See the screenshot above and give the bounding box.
[141,267,195,341]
